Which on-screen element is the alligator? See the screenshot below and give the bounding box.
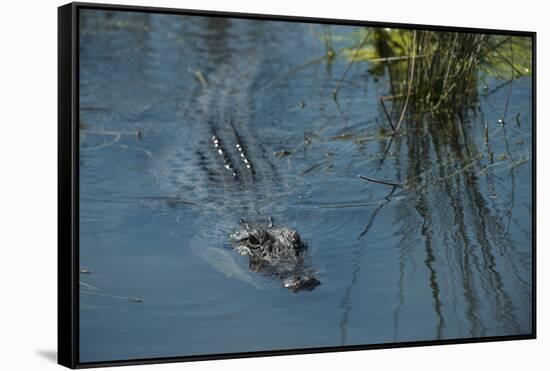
[230,218,320,292]
[152,48,321,292]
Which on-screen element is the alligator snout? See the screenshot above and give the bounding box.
[283,274,321,292]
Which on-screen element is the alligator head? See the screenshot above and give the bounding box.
[229,218,320,292]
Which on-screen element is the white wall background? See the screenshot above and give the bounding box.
[0,0,545,370]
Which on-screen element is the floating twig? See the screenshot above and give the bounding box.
[358,175,404,188]
[366,155,483,192]
[188,68,208,88]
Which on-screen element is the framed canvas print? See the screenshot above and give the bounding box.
[58,2,536,368]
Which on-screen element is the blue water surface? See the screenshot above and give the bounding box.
[78,9,533,362]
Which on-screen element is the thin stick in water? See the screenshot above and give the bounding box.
[379,97,396,133]
[395,30,417,134]
[501,37,515,123]
[358,175,404,188]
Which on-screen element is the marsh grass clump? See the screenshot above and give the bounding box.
[373,29,486,123]
[409,31,485,114]
[340,28,532,129]
[335,27,532,198]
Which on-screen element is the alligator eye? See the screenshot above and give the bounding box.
[289,231,301,244]
[248,236,259,246]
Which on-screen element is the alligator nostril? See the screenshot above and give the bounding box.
[283,275,320,292]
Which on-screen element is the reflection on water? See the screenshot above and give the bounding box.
[78,9,533,362]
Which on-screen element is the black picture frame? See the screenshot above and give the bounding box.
[58,2,537,368]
